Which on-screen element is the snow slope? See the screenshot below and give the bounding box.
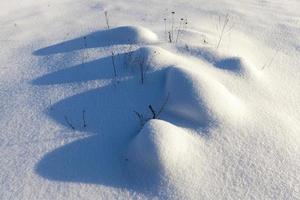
[1,0,300,199]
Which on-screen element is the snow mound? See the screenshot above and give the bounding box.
[3,0,299,198]
[34,26,158,55]
[126,46,181,73]
[114,26,159,43]
[126,45,246,127]
[126,119,204,197]
[164,66,246,126]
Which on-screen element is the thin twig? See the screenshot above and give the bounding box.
[123,42,134,68]
[81,36,88,67]
[176,18,184,43]
[104,11,110,29]
[184,18,188,31]
[157,92,170,118]
[111,51,117,77]
[164,18,167,41]
[139,55,145,84]
[185,44,190,52]
[64,116,75,130]
[148,105,156,119]
[261,48,280,71]
[133,93,170,128]
[216,14,230,49]
[171,11,175,42]
[168,31,172,43]
[82,110,87,128]
[133,111,145,127]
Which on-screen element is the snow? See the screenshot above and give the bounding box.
[1,0,300,199]
[33,26,158,56]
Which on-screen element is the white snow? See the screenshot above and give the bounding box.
[1,0,300,199]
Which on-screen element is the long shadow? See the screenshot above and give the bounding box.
[178,45,243,72]
[34,26,148,56]
[34,37,211,194]
[32,53,128,85]
[35,65,169,192]
[36,134,130,187]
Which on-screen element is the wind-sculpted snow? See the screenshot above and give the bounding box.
[1,1,300,199]
[33,26,158,55]
[31,23,300,199]
[32,25,252,198]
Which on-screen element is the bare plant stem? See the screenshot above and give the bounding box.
[185,44,190,52]
[123,42,134,68]
[111,51,117,78]
[139,56,145,84]
[157,92,170,118]
[104,11,110,29]
[82,36,88,67]
[64,116,75,130]
[171,12,175,42]
[149,93,170,119]
[261,48,280,71]
[164,18,167,41]
[168,32,172,43]
[82,110,87,128]
[133,111,145,127]
[133,93,170,127]
[49,99,53,111]
[148,105,156,119]
[216,14,230,49]
[176,20,183,43]
[83,36,87,48]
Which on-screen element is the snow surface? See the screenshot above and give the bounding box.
[1,0,300,199]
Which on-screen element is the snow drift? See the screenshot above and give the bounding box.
[1,1,300,199]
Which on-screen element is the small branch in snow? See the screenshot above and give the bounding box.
[156,92,170,118]
[64,116,75,130]
[133,93,170,128]
[111,51,117,78]
[171,11,175,42]
[260,48,281,71]
[148,105,156,119]
[176,18,184,43]
[148,92,170,119]
[123,41,134,69]
[82,36,88,67]
[164,18,167,41]
[216,14,232,49]
[133,110,145,127]
[139,55,145,84]
[104,11,110,29]
[82,110,87,128]
[168,31,172,43]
